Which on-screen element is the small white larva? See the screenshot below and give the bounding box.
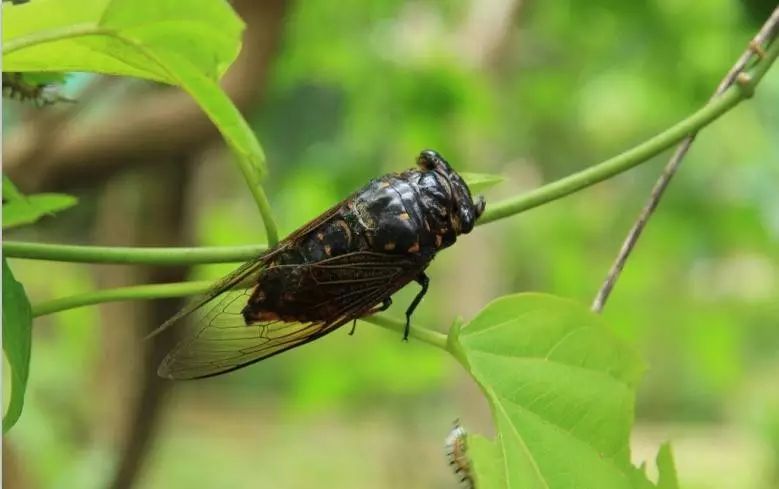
[445,419,475,488]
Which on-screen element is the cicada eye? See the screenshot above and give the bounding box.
[417,149,440,170]
[474,196,486,218]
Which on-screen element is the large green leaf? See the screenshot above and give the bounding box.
[2,258,33,432]
[449,293,646,489]
[2,175,77,229]
[3,0,266,174]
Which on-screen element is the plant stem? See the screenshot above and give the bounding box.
[361,315,449,351]
[478,37,779,226]
[232,154,280,246]
[3,241,266,265]
[480,91,736,224]
[31,281,213,318]
[31,281,449,350]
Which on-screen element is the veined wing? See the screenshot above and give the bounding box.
[158,251,428,380]
[146,250,275,340]
[150,195,357,340]
[157,287,331,379]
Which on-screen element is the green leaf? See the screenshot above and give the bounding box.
[461,172,504,194]
[656,443,680,489]
[2,175,25,201]
[3,176,77,229]
[3,0,266,175]
[450,293,646,489]
[469,434,507,488]
[2,257,33,432]
[627,464,656,489]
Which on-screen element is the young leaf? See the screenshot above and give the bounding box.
[2,176,77,229]
[2,258,33,432]
[656,443,680,489]
[2,175,25,201]
[450,293,645,489]
[460,172,504,193]
[3,0,266,175]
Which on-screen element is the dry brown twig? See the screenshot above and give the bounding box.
[591,6,779,312]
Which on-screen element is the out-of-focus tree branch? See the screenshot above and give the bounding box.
[458,0,523,68]
[99,161,192,489]
[4,0,289,192]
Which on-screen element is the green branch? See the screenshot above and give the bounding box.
[3,241,265,265]
[31,281,212,318]
[31,281,448,350]
[231,155,279,246]
[479,37,778,226]
[360,315,448,351]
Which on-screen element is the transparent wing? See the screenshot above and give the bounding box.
[149,196,353,341]
[146,254,273,341]
[158,251,429,380]
[157,286,337,379]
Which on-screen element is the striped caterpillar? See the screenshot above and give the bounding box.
[445,419,474,488]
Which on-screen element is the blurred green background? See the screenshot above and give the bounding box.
[3,1,779,488]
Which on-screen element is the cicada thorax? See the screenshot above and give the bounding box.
[349,176,429,255]
[349,171,463,258]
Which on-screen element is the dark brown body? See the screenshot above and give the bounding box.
[244,166,467,325]
[156,150,485,379]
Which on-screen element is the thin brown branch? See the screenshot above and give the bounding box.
[591,6,779,312]
[104,161,191,489]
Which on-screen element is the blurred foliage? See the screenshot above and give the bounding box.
[3,0,779,488]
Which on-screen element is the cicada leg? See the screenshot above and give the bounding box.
[349,297,393,336]
[403,272,429,341]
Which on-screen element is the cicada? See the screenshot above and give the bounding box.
[154,150,485,379]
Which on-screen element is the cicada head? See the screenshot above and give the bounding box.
[417,149,485,236]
